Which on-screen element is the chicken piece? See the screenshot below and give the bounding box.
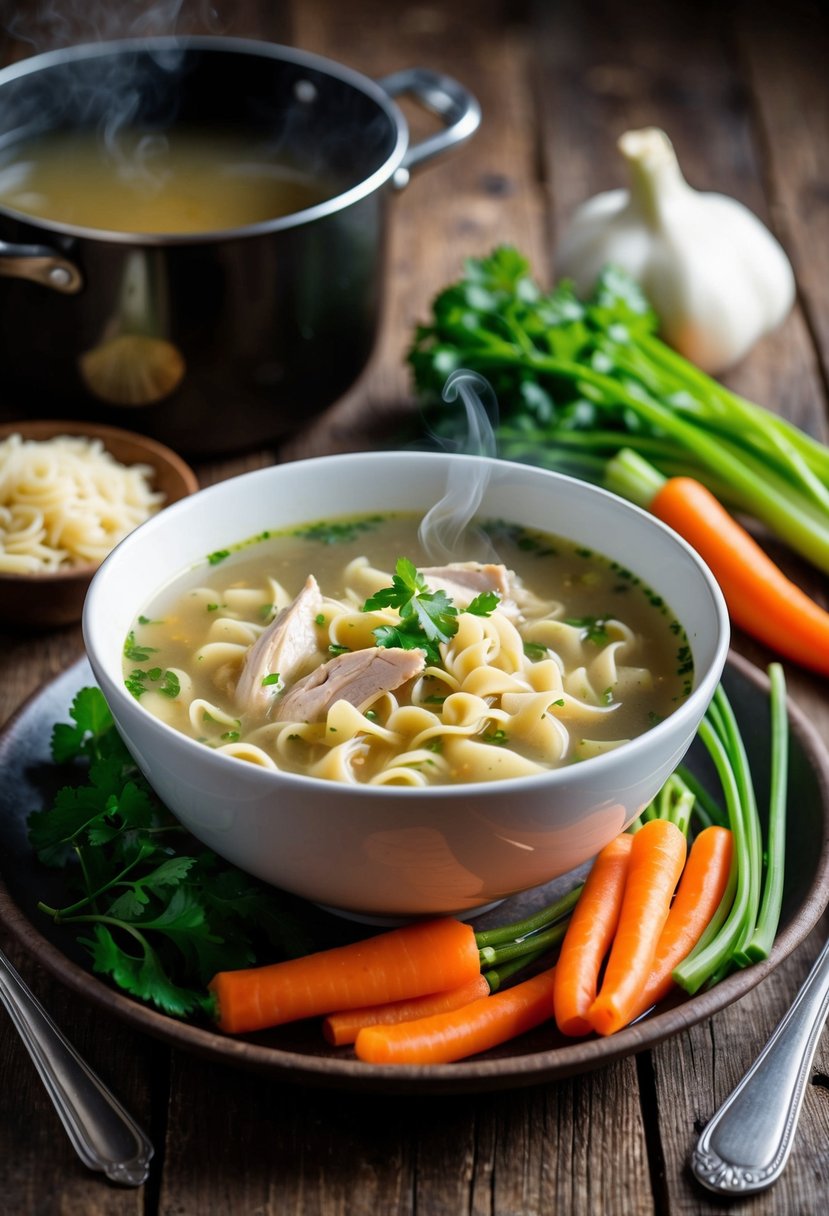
[420,562,511,608]
[273,646,426,723]
[235,575,322,715]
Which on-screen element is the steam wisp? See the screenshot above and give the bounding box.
[418,369,500,563]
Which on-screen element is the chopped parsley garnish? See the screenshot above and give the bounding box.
[292,515,386,545]
[207,548,231,566]
[676,644,694,676]
[466,590,500,617]
[123,631,158,663]
[261,672,281,687]
[523,641,549,662]
[364,558,503,666]
[364,557,459,666]
[481,519,558,558]
[566,616,611,646]
[482,728,510,746]
[125,668,180,700]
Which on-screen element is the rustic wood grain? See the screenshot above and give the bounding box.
[282,0,549,460]
[649,917,829,1215]
[734,0,829,391]
[0,933,158,1213]
[534,3,829,1213]
[1,1,828,1213]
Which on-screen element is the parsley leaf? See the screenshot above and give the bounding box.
[124,667,181,700]
[565,616,611,646]
[292,515,386,545]
[28,686,319,1020]
[364,558,460,665]
[466,590,500,617]
[123,631,158,663]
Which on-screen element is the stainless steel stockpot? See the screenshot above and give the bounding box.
[0,37,480,453]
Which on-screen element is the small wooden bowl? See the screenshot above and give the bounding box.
[0,420,199,629]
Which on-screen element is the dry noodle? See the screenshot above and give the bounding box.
[0,432,163,573]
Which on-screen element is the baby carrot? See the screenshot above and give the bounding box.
[553,833,633,1037]
[651,475,829,675]
[629,825,734,1021]
[322,975,491,1045]
[608,447,829,676]
[587,818,687,1037]
[209,917,480,1034]
[354,967,557,1065]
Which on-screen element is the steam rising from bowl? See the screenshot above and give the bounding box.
[418,369,500,562]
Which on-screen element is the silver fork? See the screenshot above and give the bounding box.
[0,945,153,1186]
[691,934,829,1195]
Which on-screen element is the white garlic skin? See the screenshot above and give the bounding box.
[556,128,796,374]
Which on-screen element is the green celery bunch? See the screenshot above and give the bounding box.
[408,247,829,573]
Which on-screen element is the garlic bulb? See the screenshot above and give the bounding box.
[556,128,796,374]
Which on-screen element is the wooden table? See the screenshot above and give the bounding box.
[2,1,828,1211]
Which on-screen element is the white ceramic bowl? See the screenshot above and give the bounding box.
[83,452,729,919]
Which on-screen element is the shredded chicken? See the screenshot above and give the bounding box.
[421,562,511,608]
[273,646,426,723]
[235,575,322,715]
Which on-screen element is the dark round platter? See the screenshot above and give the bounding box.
[1,652,827,1094]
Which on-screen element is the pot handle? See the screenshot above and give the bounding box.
[0,240,83,294]
[376,68,481,188]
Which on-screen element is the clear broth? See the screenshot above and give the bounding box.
[123,513,694,785]
[0,126,333,233]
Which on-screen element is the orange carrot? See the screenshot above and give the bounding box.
[354,967,557,1065]
[587,818,687,1037]
[629,825,734,1021]
[209,918,480,1035]
[322,975,491,1046]
[650,476,829,677]
[553,833,633,1037]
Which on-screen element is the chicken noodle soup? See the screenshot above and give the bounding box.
[123,513,693,786]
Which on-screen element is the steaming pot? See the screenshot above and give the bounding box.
[0,37,479,454]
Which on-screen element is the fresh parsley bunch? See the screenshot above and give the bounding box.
[28,687,313,1019]
[408,246,829,574]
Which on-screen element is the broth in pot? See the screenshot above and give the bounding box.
[0,126,334,234]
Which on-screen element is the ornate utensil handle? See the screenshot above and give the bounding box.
[0,946,153,1186]
[691,935,829,1195]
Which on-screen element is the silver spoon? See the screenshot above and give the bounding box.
[691,934,829,1195]
[0,945,153,1186]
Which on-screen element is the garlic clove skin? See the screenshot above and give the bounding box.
[555,128,796,374]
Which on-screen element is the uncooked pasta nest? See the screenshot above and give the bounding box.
[0,431,164,574]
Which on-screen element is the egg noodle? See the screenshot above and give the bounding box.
[135,554,663,787]
[0,432,163,573]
